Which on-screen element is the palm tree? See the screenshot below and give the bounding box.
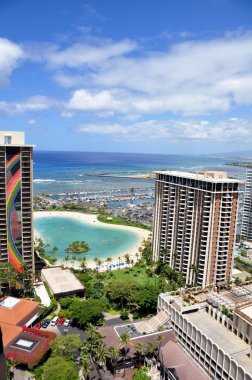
[93,256,100,268]
[50,246,58,262]
[130,259,134,269]
[81,356,93,380]
[97,258,102,267]
[119,333,131,376]
[106,257,112,271]
[155,334,164,361]
[64,255,69,268]
[96,346,107,371]
[145,342,156,359]
[80,255,87,271]
[119,332,131,349]
[124,254,130,266]
[106,346,119,374]
[134,341,145,367]
[72,255,77,268]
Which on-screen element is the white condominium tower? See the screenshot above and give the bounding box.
[241,170,252,241]
[152,171,241,288]
[0,131,34,276]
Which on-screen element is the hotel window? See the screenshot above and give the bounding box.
[4,135,12,144]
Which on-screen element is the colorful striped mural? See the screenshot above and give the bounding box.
[6,151,23,273]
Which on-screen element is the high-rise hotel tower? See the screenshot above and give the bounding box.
[152,171,242,287]
[241,170,252,241]
[0,131,34,275]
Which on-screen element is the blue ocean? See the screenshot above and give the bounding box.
[33,151,246,262]
[33,151,246,195]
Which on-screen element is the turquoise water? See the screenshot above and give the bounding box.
[34,215,140,262]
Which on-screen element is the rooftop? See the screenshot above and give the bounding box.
[155,170,243,184]
[161,340,210,380]
[0,297,20,309]
[0,297,39,326]
[41,267,85,296]
[99,323,176,353]
[241,305,252,319]
[185,309,252,375]
[0,322,22,347]
[0,131,34,147]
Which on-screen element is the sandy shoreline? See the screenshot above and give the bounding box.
[34,211,150,269]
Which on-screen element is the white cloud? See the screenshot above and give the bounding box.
[73,118,252,143]
[67,89,121,111]
[0,37,23,85]
[46,39,137,68]
[28,119,37,125]
[0,95,55,115]
[50,32,252,116]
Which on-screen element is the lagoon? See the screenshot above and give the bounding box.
[34,212,147,264]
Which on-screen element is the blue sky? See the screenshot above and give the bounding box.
[0,0,252,154]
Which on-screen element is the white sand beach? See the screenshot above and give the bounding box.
[34,211,151,270]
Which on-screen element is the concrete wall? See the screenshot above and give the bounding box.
[158,294,252,380]
[0,131,25,145]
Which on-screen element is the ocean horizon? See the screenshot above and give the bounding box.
[33,151,247,195]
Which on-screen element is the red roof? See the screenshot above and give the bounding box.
[0,298,39,327]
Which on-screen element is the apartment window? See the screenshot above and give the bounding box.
[4,135,12,144]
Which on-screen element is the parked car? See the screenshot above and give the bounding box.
[41,319,50,328]
[34,322,43,330]
[51,316,59,326]
[57,317,65,326]
[63,319,70,327]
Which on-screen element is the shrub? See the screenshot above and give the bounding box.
[120,310,129,320]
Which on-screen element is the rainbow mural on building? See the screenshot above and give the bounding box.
[6,150,23,273]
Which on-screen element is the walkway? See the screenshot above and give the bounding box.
[34,283,51,307]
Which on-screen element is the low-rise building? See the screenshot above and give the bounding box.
[41,267,85,298]
[158,291,252,380]
[0,296,56,368]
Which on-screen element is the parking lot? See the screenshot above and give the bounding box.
[42,321,87,341]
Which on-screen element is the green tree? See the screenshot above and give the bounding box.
[106,257,112,270]
[42,356,78,380]
[51,334,82,361]
[145,341,156,359]
[124,253,131,266]
[132,368,151,380]
[106,346,119,372]
[235,276,242,286]
[68,298,105,327]
[0,262,17,294]
[132,285,159,316]
[64,255,69,268]
[106,279,139,309]
[119,333,131,377]
[134,342,145,367]
[80,255,88,270]
[155,334,164,360]
[50,246,58,261]
[81,356,93,380]
[17,263,33,296]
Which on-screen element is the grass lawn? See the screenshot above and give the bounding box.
[105,266,157,286]
[97,213,152,231]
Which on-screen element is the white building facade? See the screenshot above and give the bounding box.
[241,170,252,241]
[152,171,241,287]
